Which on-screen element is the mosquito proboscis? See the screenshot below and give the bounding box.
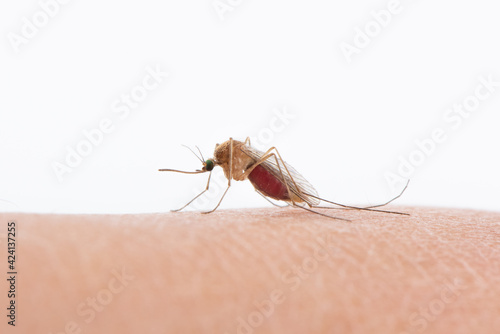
[159,137,410,221]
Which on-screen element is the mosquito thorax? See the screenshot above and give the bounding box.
[214,140,230,163]
[205,159,215,171]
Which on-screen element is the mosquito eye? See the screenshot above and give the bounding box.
[205,159,214,171]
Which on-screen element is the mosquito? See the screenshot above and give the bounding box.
[159,137,409,221]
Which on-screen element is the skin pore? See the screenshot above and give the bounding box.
[1,206,499,333]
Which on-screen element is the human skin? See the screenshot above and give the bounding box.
[1,207,499,334]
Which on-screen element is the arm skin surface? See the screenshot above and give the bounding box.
[1,207,499,334]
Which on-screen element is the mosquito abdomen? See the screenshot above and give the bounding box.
[248,164,291,201]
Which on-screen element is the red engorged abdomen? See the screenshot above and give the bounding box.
[248,164,290,201]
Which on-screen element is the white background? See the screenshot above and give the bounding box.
[1,0,499,214]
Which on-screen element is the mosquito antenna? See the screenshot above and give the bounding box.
[181,144,204,164]
[195,146,205,162]
[158,168,206,174]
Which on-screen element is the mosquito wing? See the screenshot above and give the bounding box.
[240,144,320,206]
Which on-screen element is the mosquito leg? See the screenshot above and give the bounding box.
[242,147,408,216]
[261,152,350,220]
[310,180,410,212]
[300,179,410,215]
[275,153,409,215]
[291,203,351,221]
[243,147,306,204]
[240,149,352,220]
[240,148,282,179]
[304,181,410,213]
[202,138,233,214]
[244,137,251,146]
[312,204,407,215]
[171,171,212,212]
[242,149,337,219]
[241,147,305,211]
[305,192,409,216]
[202,185,230,214]
[360,179,410,209]
[241,147,308,206]
[240,149,296,205]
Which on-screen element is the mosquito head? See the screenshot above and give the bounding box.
[203,159,215,172]
[158,146,216,174]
